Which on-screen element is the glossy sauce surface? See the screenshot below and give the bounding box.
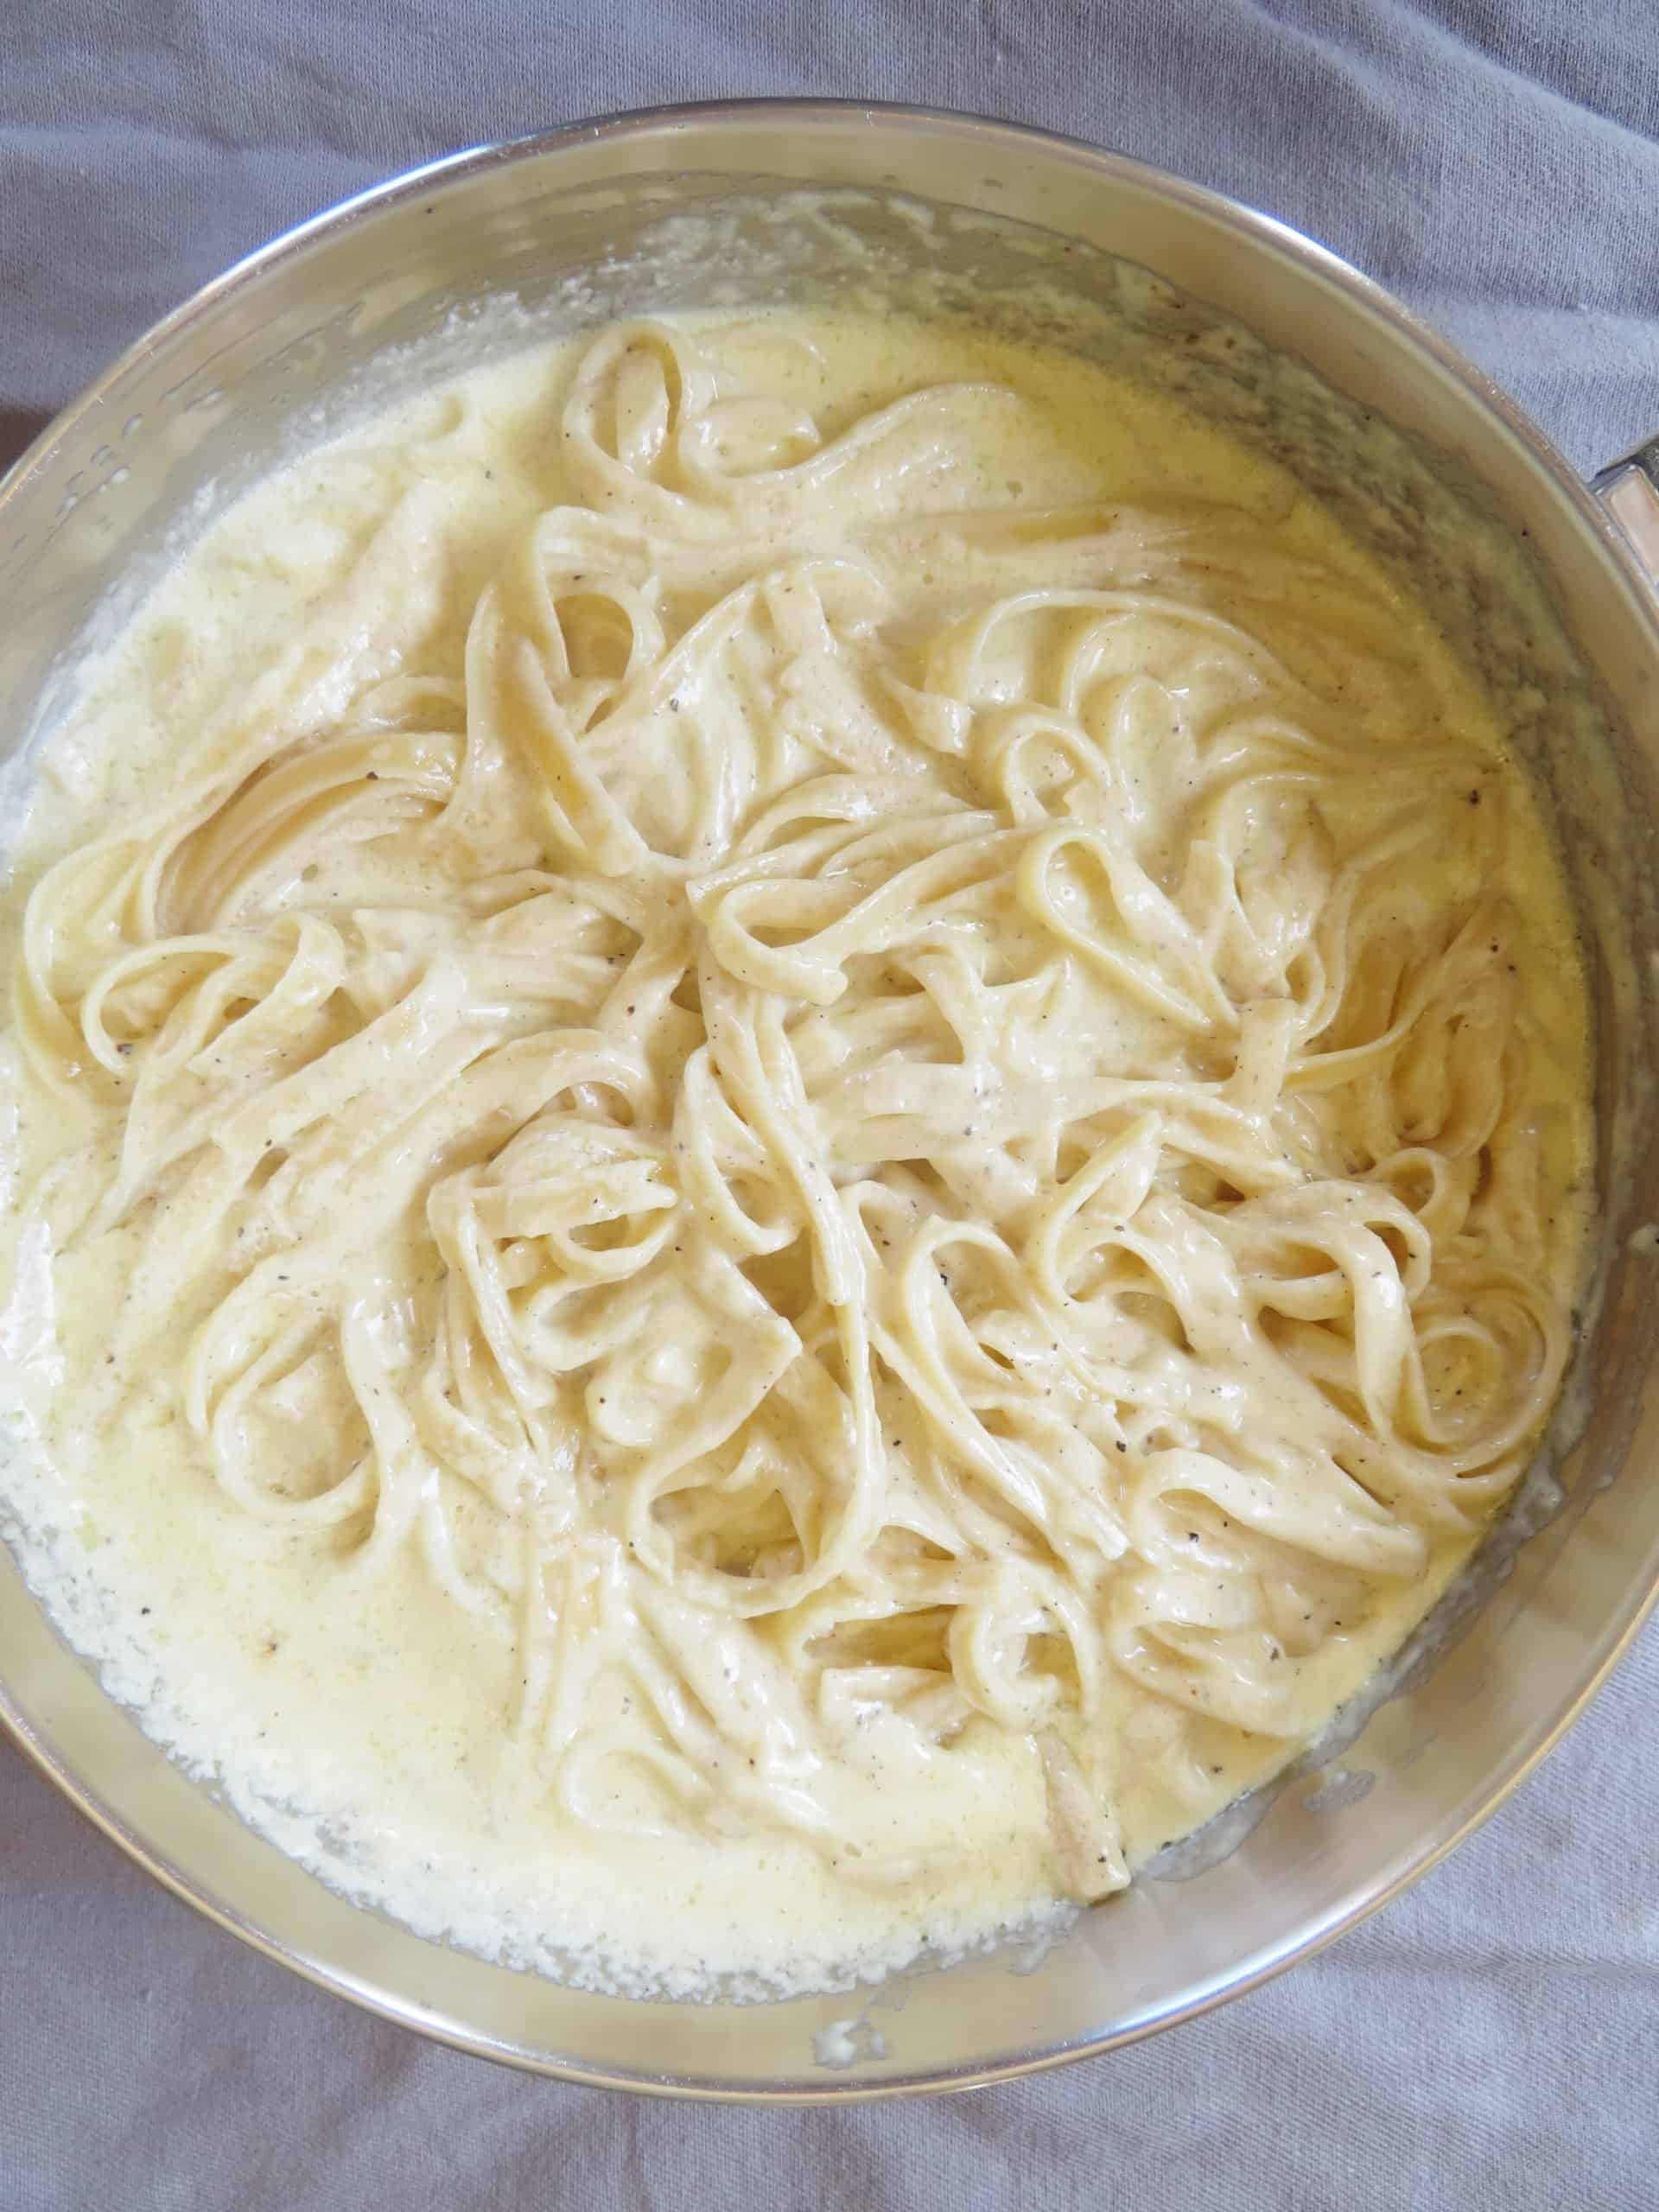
[0,309,1592,1996]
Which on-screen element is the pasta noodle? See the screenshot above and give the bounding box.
[3,311,1591,1956]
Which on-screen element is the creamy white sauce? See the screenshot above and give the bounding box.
[0,309,1592,1998]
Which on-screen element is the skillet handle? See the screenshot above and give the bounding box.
[1593,436,1659,589]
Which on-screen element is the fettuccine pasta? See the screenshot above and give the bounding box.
[0,309,1591,1990]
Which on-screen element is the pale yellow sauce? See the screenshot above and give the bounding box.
[0,309,1592,1997]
